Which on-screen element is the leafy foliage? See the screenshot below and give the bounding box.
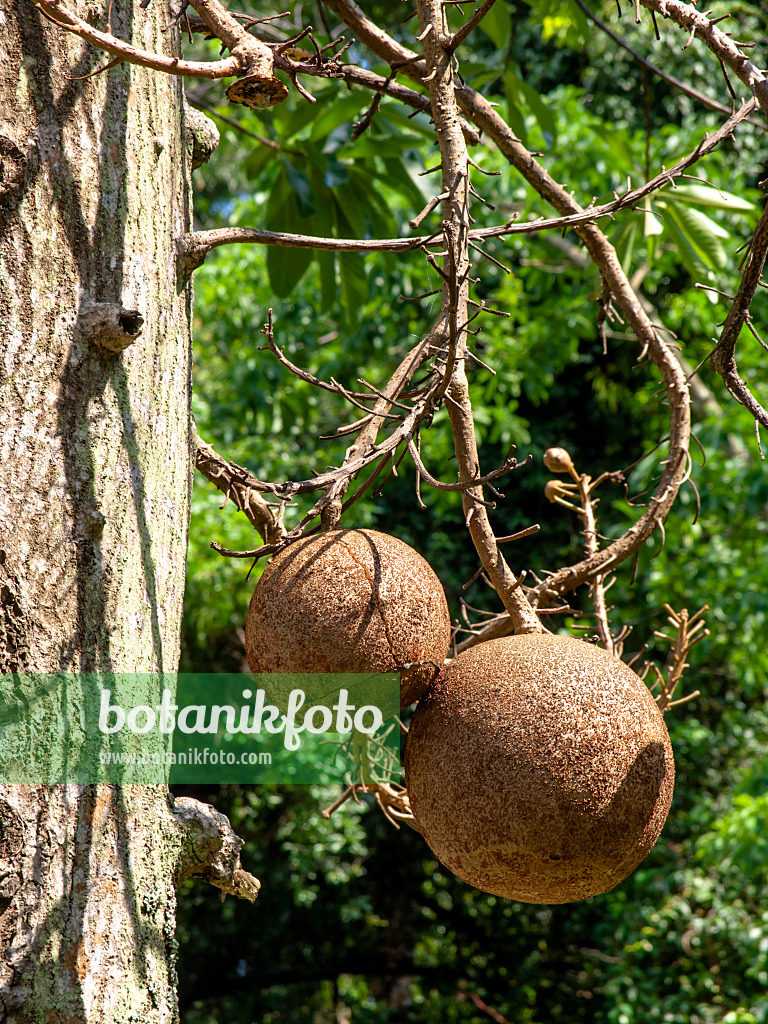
[178,1,768,1021]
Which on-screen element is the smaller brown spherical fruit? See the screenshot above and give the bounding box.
[245,529,451,709]
[405,633,674,904]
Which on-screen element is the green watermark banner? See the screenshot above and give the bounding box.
[0,673,401,785]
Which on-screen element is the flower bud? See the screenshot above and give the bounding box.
[543,447,576,475]
[544,480,563,503]
[544,480,580,510]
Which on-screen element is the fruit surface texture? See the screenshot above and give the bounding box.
[405,633,674,903]
[245,529,451,708]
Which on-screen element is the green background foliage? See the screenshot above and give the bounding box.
[176,1,768,1020]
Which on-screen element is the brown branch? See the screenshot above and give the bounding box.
[178,218,545,274]
[573,0,767,132]
[407,438,526,496]
[176,224,440,278]
[194,436,283,543]
[709,198,768,432]
[324,0,692,625]
[32,0,242,78]
[33,0,291,109]
[447,0,497,51]
[303,63,480,144]
[415,0,542,635]
[638,0,768,120]
[261,314,401,408]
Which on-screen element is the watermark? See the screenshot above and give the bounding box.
[98,686,384,749]
[0,673,400,784]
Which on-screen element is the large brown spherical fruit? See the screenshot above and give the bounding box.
[245,529,451,709]
[405,633,674,904]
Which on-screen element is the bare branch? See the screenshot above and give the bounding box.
[407,437,527,495]
[709,198,768,433]
[447,0,497,52]
[32,0,297,113]
[573,0,767,131]
[325,0,692,617]
[194,436,283,543]
[638,0,768,120]
[32,0,243,78]
[414,0,543,635]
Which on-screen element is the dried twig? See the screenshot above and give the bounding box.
[322,783,418,830]
[643,604,708,711]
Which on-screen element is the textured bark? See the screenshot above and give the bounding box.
[0,0,197,1017]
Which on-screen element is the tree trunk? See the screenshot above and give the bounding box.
[0,0,196,1016]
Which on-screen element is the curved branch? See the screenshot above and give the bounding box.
[574,0,767,131]
[709,197,768,431]
[414,0,543,635]
[325,0,691,623]
[407,438,528,494]
[639,0,768,120]
[32,0,242,78]
[194,437,283,543]
[33,0,287,106]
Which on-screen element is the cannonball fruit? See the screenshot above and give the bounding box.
[405,633,674,904]
[245,529,451,709]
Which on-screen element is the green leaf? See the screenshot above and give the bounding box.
[615,220,638,274]
[307,91,370,143]
[265,168,314,296]
[517,76,556,143]
[305,162,337,309]
[333,179,368,238]
[316,251,337,308]
[242,140,275,183]
[375,158,428,209]
[274,95,325,144]
[348,167,396,237]
[283,159,316,216]
[657,206,709,278]
[324,155,349,189]
[333,203,367,324]
[644,198,664,238]
[564,0,589,37]
[479,0,512,49]
[375,107,436,141]
[658,200,727,270]
[668,183,756,214]
[504,72,528,145]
